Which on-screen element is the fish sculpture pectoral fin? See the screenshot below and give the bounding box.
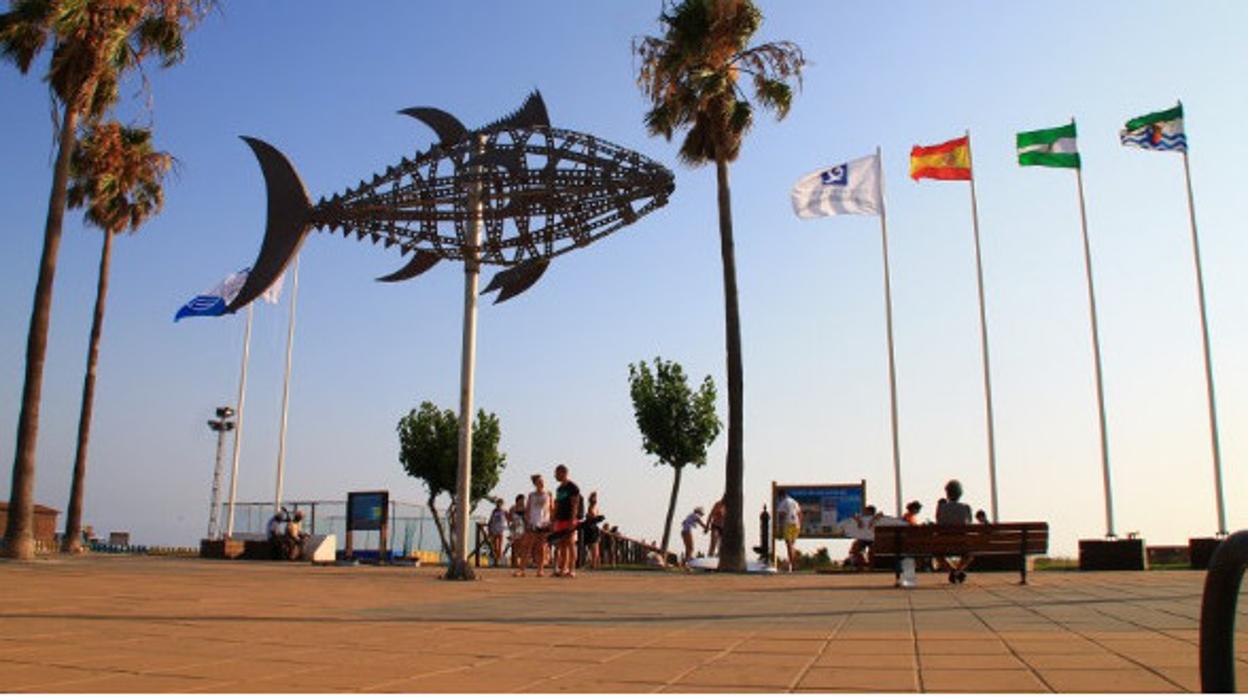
[227,136,313,312]
[481,260,550,304]
[376,251,441,283]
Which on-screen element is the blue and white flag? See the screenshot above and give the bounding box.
[790,153,883,218]
[174,268,283,322]
[1120,104,1187,152]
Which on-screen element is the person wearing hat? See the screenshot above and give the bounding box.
[680,506,707,568]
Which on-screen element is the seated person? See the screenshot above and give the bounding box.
[267,508,289,560]
[842,506,883,570]
[935,480,975,584]
[283,511,308,561]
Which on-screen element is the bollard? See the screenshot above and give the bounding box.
[1200,530,1246,692]
[757,504,771,562]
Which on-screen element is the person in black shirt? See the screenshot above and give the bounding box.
[552,464,581,577]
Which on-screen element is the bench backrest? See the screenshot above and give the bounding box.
[873,522,1049,556]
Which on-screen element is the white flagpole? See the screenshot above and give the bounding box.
[965,130,1000,523]
[1179,130,1227,536]
[876,146,904,518]
[449,134,486,580]
[224,303,253,538]
[273,254,300,514]
[1074,148,1115,538]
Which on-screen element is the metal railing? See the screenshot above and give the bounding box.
[1200,531,1246,692]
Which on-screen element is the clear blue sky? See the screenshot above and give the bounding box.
[2,2,1245,555]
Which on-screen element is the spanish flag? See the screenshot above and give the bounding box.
[910,136,972,181]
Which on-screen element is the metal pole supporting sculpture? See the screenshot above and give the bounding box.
[225,91,675,579]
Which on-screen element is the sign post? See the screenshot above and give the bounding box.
[771,481,868,568]
[345,490,390,562]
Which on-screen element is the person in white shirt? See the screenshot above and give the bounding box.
[680,507,707,568]
[523,474,553,577]
[776,493,802,572]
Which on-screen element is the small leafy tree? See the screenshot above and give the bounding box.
[397,401,505,558]
[628,357,721,558]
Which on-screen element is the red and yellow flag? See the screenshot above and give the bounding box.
[910,136,972,180]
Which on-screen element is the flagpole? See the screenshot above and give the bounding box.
[1180,140,1227,536]
[273,254,300,515]
[965,130,1000,523]
[876,146,904,518]
[224,303,253,539]
[1074,157,1115,539]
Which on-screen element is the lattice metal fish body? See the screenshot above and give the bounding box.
[227,92,674,310]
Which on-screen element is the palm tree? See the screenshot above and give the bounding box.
[61,121,171,553]
[1,0,207,559]
[635,0,804,571]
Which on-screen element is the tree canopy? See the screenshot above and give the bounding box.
[629,357,722,470]
[634,0,805,165]
[397,401,506,509]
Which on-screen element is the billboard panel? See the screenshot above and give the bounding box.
[773,482,866,539]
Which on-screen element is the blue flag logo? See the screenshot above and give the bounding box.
[820,164,848,186]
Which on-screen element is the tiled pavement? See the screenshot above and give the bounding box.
[0,556,1244,693]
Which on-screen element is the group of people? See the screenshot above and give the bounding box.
[265,507,308,561]
[675,498,726,567]
[774,479,988,583]
[485,464,609,578]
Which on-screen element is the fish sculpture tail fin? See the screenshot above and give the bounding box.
[227,136,313,312]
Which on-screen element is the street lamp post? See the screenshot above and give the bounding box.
[207,406,235,540]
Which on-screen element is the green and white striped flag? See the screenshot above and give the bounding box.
[1017,122,1080,169]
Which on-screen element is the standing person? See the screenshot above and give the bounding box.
[680,506,707,568]
[935,479,975,584]
[552,464,582,578]
[508,494,527,573]
[707,499,726,558]
[581,492,603,570]
[487,498,508,567]
[776,491,802,572]
[524,473,553,577]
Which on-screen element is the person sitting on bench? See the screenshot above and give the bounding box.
[282,511,308,561]
[935,480,975,584]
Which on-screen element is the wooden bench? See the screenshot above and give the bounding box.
[873,522,1049,584]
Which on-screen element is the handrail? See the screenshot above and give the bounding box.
[1201,530,1246,692]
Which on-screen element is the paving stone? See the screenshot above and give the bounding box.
[919,653,1026,670]
[919,668,1048,692]
[1038,668,1183,693]
[796,666,919,691]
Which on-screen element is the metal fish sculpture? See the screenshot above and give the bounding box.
[227,91,674,310]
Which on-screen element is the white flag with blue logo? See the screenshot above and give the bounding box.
[174,268,283,321]
[790,153,882,218]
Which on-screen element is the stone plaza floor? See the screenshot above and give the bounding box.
[0,555,1244,693]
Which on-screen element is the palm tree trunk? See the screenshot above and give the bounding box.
[62,229,115,554]
[5,104,80,560]
[714,157,746,572]
[659,464,684,559]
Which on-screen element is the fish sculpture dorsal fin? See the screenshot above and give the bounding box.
[479,91,549,133]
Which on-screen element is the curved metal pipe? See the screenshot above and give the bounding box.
[1201,530,1247,692]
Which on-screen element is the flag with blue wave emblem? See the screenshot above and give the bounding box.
[1120,103,1186,152]
[174,268,283,321]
